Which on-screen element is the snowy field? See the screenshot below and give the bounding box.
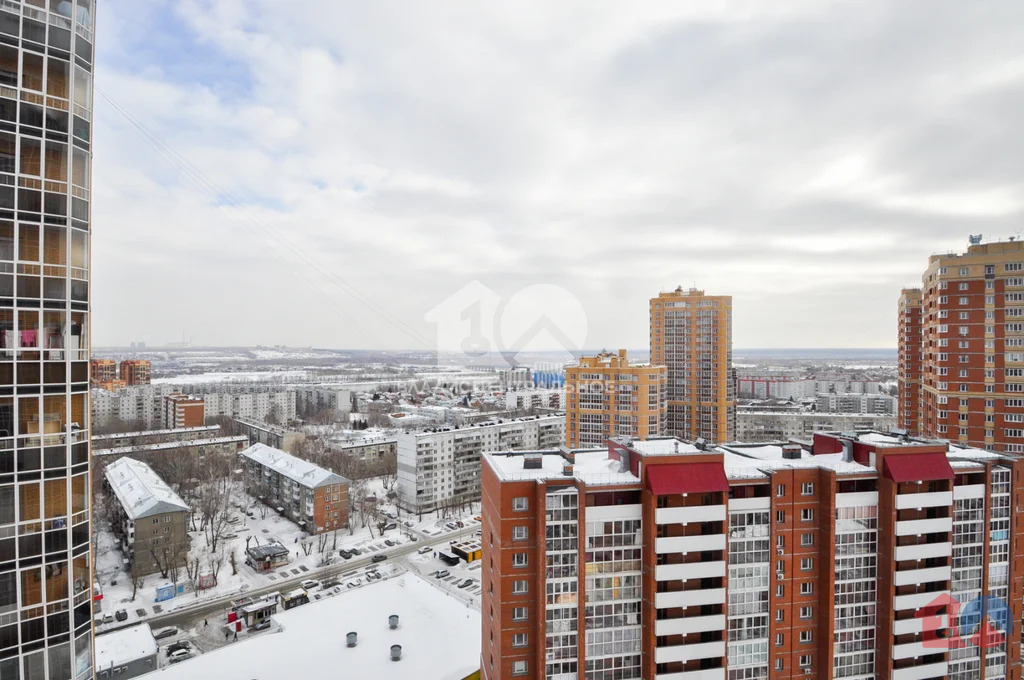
[151,370,310,385]
[152,573,481,680]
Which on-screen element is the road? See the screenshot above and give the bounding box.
[146,523,480,630]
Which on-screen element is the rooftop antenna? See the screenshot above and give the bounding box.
[968,234,983,246]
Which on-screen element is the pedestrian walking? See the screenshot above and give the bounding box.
[204,619,208,627]
[225,629,229,641]
[233,631,238,641]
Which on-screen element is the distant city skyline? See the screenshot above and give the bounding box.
[92,2,1024,349]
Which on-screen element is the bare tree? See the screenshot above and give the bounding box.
[229,550,238,576]
[130,572,144,602]
[207,551,224,586]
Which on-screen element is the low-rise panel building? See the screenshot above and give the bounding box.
[95,623,159,680]
[240,443,350,534]
[234,417,306,453]
[736,409,896,443]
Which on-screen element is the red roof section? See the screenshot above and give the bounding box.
[646,462,729,495]
[883,452,954,482]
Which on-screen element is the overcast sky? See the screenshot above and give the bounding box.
[92,1,1024,351]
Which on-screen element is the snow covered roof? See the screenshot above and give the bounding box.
[719,444,811,461]
[91,425,219,442]
[104,457,189,520]
[94,623,157,669]
[617,437,702,456]
[157,575,480,680]
[240,443,349,489]
[93,435,249,457]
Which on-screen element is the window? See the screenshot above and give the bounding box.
[800,558,813,571]
[958,297,969,305]
[775,633,783,647]
[512,633,527,647]
[776,560,784,573]
[512,526,528,541]
[799,606,813,619]
[800,508,814,522]
[512,497,528,511]
[800,533,814,547]
[775,585,784,597]
[775,659,783,671]
[776,511,785,524]
[959,267,969,275]
[800,482,813,495]
[775,610,784,622]
[799,631,812,643]
[800,581,813,595]
[513,580,528,594]
[513,607,527,621]
[512,661,527,675]
[800,655,812,668]
[512,553,528,567]
[776,535,784,549]
[776,484,786,497]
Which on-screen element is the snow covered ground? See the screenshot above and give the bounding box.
[93,478,480,632]
[151,370,310,384]
[153,572,481,680]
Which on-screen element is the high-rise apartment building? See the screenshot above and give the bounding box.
[564,349,666,448]
[651,287,735,443]
[481,431,1024,680]
[163,393,205,429]
[898,288,923,434]
[89,357,114,385]
[118,359,150,386]
[899,239,1024,451]
[0,2,96,678]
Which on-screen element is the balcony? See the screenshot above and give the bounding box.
[893,616,927,636]
[953,484,985,500]
[655,669,725,680]
[655,505,726,525]
[895,491,952,510]
[835,491,879,508]
[727,497,770,511]
[654,588,725,609]
[894,589,949,612]
[895,517,952,537]
[654,640,726,665]
[655,561,726,582]
[894,542,952,562]
[892,659,946,675]
[893,640,944,661]
[654,614,726,637]
[655,534,726,554]
[894,565,952,587]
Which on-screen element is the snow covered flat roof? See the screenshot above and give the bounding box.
[104,457,189,520]
[91,425,219,442]
[720,444,811,461]
[720,451,875,480]
[241,443,349,488]
[95,623,157,669]
[617,437,701,456]
[157,575,480,680]
[93,435,249,457]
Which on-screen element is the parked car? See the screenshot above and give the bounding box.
[114,609,128,622]
[383,523,397,531]
[383,539,396,547]
[96,613,114,625]
[371,554,387,563]
[153,627,178,640]
[417,546,432,555]
[444,522,457,530]
[458,579,473,589]
[168,649,191,664]
[349,548,362,556]
[339,550,352,559]
[301,579,318,591]
[245,511,254,517]
[251,619,271,631]
[166,641,191,656]
[434,570,450,579]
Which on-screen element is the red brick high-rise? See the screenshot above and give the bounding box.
[119,358,151,385]
[900,239,1024,452]
[898,288,922,434]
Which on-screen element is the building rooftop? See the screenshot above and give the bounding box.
[156,575,480,680]
[240,443,349,488]
[93,435,249,457]
[104,457,190,520]
[95,623,157,671]
[399,413,564,436]
[91,425,220,442]
[615,437,702,456]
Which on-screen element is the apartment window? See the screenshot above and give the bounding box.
[512,553,528,567]
[776,585,784,598]
[959,267,969,275]
[775,633,784,647]
[775,610,784,622]
[800,508,814,522]
[512,661,528,675]
[987,295,995,305]
[800,655,812,668]
[800,558,813,571]
[776,535,785,549]
[512,607,528,621]
[513,580,528,594]
[958,297,969,305]
[512,526,528,541]
[776,484,786,497]
[800,582,813,595]
[959,413,969,422]
[939,267,948,275]
[987,399,995,408]
[512,497,528,511]
[958,340,969,348]
[800,533,814,547]
[958,311,968,320]
[776,511,785,524]
[776,560,785,573]
[775,659,784,671]
[512,633,527,647]
[800,482,813,495]
[799,631,812,643]
[799,606,813,619]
